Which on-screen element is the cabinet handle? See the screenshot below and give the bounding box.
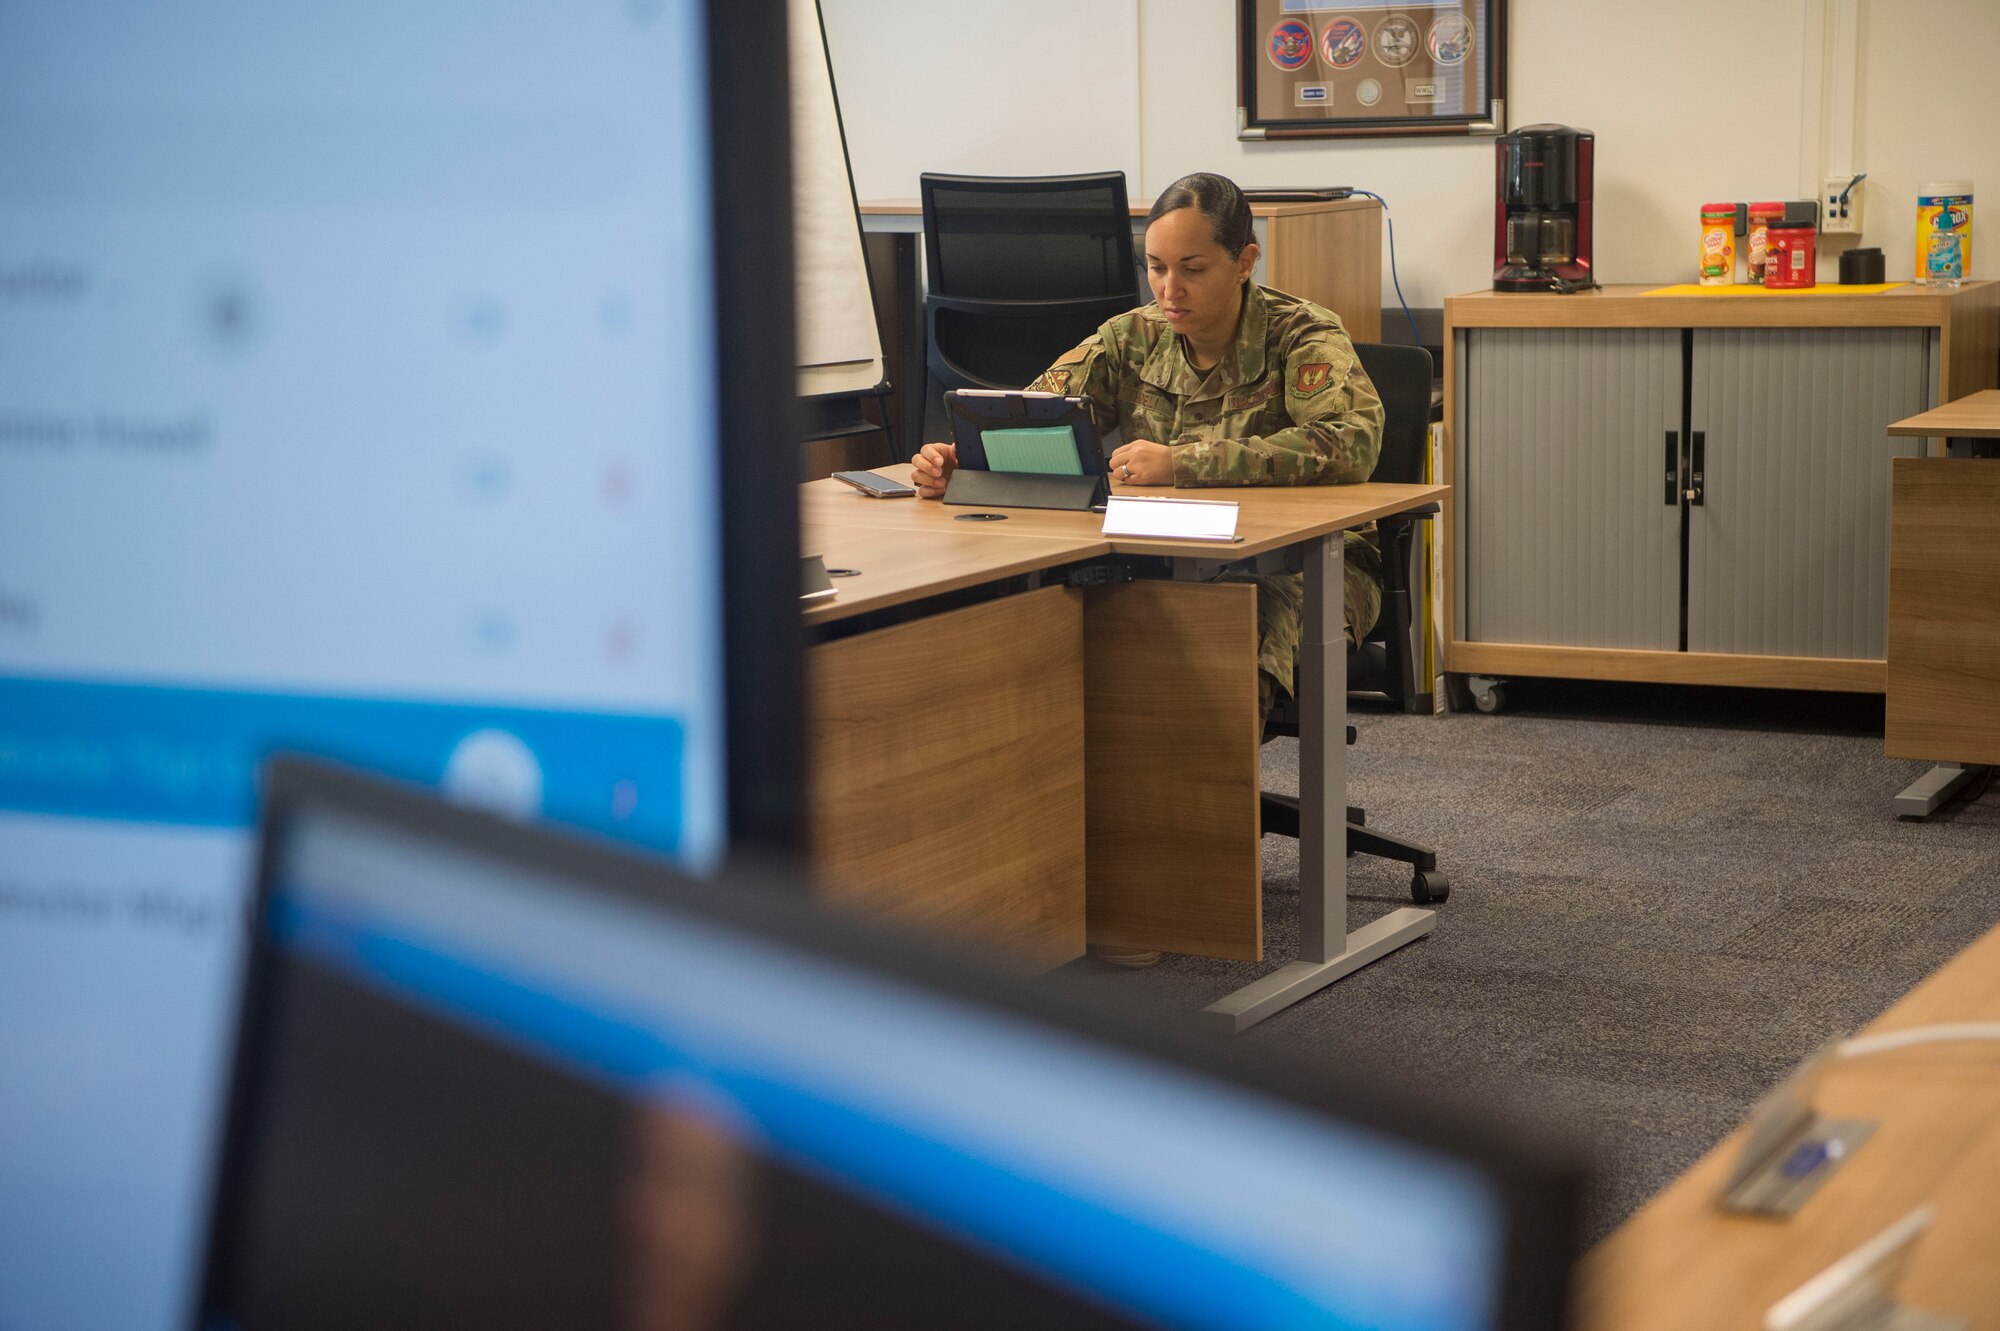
[1665,431,1680,506]
[1688,431,1705,506]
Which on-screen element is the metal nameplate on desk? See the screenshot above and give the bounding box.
[1723,1118,1875,1217]
[800,554,838,603]
[1101,495,1242,542]
[1766,1206,1967,1331]
[1720,1040,1876,1218]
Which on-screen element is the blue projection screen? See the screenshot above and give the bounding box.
[0,4,729,1328]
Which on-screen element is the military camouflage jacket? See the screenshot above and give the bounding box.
[1024,282,1383,487]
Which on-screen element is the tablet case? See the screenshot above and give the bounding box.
[943,390,1108,511]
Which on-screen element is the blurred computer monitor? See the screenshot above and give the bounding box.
[196,760,1580,1331]
[0,3,799,1326]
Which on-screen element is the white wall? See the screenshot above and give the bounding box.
[822,0,2000,303]
[821,0,1141,200]
[1854,0,2000,283]
[1139,0,1813,305]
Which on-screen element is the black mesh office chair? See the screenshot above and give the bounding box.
[1261,342,1448,905]
[1346,342,1440,715]
[919,172,1140,409]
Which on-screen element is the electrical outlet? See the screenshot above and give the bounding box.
[1823,175,1865,235]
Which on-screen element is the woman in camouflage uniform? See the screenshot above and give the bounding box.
[911,171,1385,723]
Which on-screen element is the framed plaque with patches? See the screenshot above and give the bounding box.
[1237,0,1505,139]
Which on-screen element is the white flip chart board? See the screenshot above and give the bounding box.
[790,0,885,398]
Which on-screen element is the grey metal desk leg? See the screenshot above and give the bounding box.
[1894,764,1991,819]
[1204,532,1435,1034]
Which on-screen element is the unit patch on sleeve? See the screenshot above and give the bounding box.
[1290,362,1334,398]
[1030,368,1072,394]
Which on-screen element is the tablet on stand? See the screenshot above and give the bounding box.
[943,390,1109,512]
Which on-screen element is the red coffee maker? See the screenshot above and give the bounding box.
[1493,124,1595,292]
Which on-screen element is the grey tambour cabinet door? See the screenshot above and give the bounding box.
[1687,328,1929,658]
[1461,328,1681,649]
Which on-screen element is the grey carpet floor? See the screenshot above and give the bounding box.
[1046,681,2000,1244]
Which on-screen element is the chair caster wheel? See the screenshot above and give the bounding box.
[1411,869,1449,904]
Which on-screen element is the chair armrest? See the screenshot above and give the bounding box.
[1372,505,1438,598]
[1373,502,1440,530]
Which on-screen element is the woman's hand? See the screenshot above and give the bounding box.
[1107,440,1174,487]
[911,442,957,499]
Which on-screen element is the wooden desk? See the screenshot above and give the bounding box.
[1888,388,2000,440]
[802,522,1096,626]
[803,473,1448,1030]
[860,196,1384,460]
[804,467,1442,565]
[1883,393,2000,816]
[1442,282,2000,699]
[1580,923,2000,1330]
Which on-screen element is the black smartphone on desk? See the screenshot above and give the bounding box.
[832,470,916,498]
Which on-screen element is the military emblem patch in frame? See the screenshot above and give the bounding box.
[1238,0,1506,139]
[1266,18,1313,71]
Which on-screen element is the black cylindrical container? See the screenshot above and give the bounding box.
[1840,246,1886,284]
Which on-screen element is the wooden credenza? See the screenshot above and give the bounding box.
[1442,282,2000,696]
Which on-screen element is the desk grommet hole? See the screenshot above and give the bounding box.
[954,512,1009,522]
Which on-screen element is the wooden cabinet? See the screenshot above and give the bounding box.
[1459,327,1682,652]
[1684,327,1929,660]
[1444,283,2000,693]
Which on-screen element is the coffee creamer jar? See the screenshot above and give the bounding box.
[1916,180,1973,287]
[1699,203,1736,286]
[1747,202,1784,284]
